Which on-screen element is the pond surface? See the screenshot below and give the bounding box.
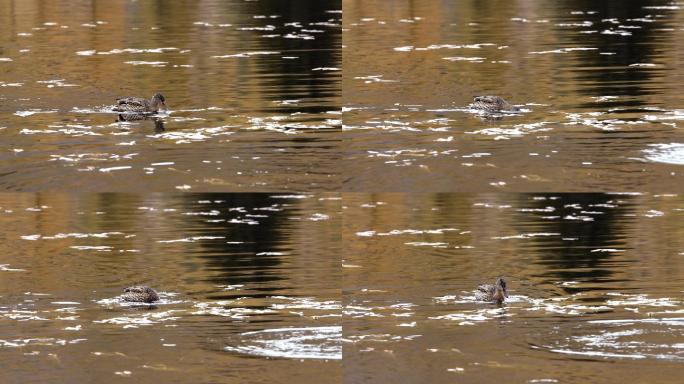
[0,0,341,192]
[0,193,340,383]
[343,193,684,383]
[343,0,684,191]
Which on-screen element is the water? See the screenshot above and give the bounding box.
[0,0,341,191]
[343,0,684,191]
[5,0,684,383]
[0,193,341,383]
[343,193,684,383]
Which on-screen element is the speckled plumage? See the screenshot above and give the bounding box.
[475,278,508,303]
[469,96,519,112]
[113,93,167,113]
[122,286,160,303]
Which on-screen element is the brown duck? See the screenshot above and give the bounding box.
[475,278,508,304]
[469,96,520,112]
[113,93,167,113]
[121,286,160,303]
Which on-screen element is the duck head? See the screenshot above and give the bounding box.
[493,277,508,302]
[151,93,167,111]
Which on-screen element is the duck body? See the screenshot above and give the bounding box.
[121,286,160,303]
[475,277,508,303]
[469,96,520,112]
[113,93,167,113]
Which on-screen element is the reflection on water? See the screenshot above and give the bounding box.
[343,0,684,191]
[343,193,684,383]
[0,0,341,191]
[0,193,340,383]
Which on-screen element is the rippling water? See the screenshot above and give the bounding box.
[7,0,684,382]
[0,193,340,383]
[343,1,684,191]
[0,0,341,191]
[343,193,684,383]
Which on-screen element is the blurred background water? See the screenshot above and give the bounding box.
[0,193,340,383]
[0,0,341,191]
[343,0,684,191]
[343,193,684,383]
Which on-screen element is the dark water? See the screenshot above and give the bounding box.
[343,193,684,383]
[0,193,340,383]
[343,0,684,191]
[0,0,341,191]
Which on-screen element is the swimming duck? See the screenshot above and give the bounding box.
[475,277,508,303]
[469,96,520,112]
[113,93,167,113]
[121,286,160,303]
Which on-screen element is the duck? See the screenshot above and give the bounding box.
[475,277,508,304]
[468,96,520,112]
[113,93,167,113]
[121,286,160,303]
